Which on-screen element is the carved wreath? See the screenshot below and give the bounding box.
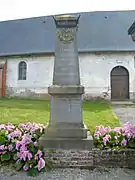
[57,28,75,43]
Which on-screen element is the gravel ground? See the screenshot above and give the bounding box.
[0,168,135,180]
[112,105,135,125]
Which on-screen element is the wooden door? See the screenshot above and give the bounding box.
[111,66,129,100]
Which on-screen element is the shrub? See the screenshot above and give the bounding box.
[0,122,50,176]
[94,122,135,150]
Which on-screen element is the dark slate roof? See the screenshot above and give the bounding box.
[128,21,135,35]
[0,10,135,56]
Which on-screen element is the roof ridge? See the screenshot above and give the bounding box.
[0,10,135,23]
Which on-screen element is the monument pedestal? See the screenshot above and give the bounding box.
[39,136,93,150]
[39,15,93,150]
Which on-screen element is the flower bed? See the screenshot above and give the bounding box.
[44,122,135,169]
[0,121,135,176]
[0,122,50,176]
[94,122,135,150]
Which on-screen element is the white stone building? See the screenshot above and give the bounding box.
[0,11,135,100]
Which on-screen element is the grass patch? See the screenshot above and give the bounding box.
[0,98,120,134]
[82,101,120,134]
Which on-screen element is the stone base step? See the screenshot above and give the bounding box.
[39,135,93,150]
[111,101,135,105]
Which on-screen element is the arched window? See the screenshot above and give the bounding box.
[18,61,27,80]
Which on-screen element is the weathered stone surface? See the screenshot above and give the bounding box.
[39,14,93,150]
[40,123,88,138]
[44,149,135,169]
[48,85,84,95]
[39,135,93,150]
[50,95,83,124]
[53,15,80,86]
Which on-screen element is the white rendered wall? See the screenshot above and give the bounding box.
[3,52,135,99]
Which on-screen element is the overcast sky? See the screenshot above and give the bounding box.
[0,0,135,22]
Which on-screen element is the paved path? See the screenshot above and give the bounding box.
[112,105,135,125]
[0,168,135,180]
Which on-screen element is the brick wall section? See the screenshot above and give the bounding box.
[2,63,7,97]
[44,149,135,169]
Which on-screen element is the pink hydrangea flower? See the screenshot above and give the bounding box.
[0,124,5,130]
[18,123,26,130]
[123,132,132,139]
[105,126,111,132]
[35,149,43,160]
[8,144,13,151]
[27,152,32,160]
[2,151,7,154]
[122,122,135,139]
[94,131,101,139]
[103,134,111,146]
[95,125,106,136]
[7,134,11,141]
[17,152,23,160]
[6,123,15,132]
[21,134,32,145]
[4,146,8,150]
[34,142,37,147]
[23,165,29,171]
[0,145,5,151]
[38,158,45,171]
[94,125,111,138]
[9,129,22,139]
[15,141,21,150]
[121,138,127,146]
[35,154,38,161]
[25,122,33,131]
[30,123,41,134]
[20,144,28,151]
[37,149,43,158]
[17,151,32,161]
[113,127,122,134]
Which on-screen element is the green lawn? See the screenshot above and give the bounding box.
[0,98,120,134]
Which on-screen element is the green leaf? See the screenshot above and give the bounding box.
[27,158,36,165]
[0,136,7,145]
[0,129,6,136]
[45,160,52,171]
[27,168,38,177]
[28,143,37,154]
[15,160,24,171]
[128,139,135,148]
[1,152,11,162]
[13,153,18,161]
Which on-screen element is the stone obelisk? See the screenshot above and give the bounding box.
[39,15,93,149]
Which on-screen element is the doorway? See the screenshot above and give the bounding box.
[111,66,129,100]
